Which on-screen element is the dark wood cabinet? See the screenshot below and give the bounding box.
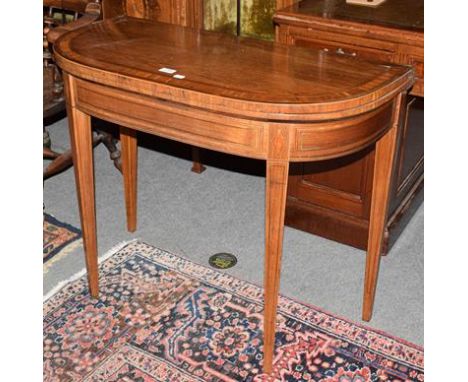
[102,0,203,28]
[274,0,424,253]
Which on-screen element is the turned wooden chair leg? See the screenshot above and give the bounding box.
[97,129,122,172]
[43,150,74,180]
[191,146,206,173]
[263,160,289,374]
[43,132,102,180]
[43,146,60,159]
[120,126,138,232]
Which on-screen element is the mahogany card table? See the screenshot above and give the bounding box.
[54,16,413,373]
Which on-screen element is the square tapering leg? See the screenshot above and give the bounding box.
[120,126,138,232]
[263,160,289,374]
[363,93,405,321]
[67,106,99,298]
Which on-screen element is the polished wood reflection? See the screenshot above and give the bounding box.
[55,17,413,373]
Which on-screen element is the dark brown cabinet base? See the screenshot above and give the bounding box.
[286,98,423,253]
[275,0,424,254]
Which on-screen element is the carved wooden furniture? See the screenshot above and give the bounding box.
[43,0,122,179]
[274,0,424,253]
[54,17,413,372]
[101,0,203,28]
[43,0,92,161]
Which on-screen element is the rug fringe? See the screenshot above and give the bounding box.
[43,238,83,274]
[43,238,138,302]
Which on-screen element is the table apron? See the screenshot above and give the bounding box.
[72,76,269,160]
[68,75,395,163]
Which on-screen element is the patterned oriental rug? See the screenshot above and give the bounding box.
[43,213,82,268]
[43,241,424,382]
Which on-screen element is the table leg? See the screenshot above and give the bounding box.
[191,146,206,174]
[120,126,138,232]
[68,107,99,298]
[362,93,404,321]
[263,160,289,374]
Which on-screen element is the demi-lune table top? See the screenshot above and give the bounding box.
[54,16,412,121]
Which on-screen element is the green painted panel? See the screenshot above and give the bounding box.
[241,0,275,40]
[204,0,237,35]
[204,0,275,40]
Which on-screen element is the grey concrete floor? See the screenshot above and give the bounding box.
[43,117,423,346]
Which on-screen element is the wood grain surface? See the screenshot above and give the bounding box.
[55,17,413,373]
[54,16,412,121]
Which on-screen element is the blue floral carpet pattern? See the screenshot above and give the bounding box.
[44,241,424,381]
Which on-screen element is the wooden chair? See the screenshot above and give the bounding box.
[44,0,206,178]
[43,0,122,180]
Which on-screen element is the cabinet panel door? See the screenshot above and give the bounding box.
[389,97,424,213]
[289,148,374,218]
